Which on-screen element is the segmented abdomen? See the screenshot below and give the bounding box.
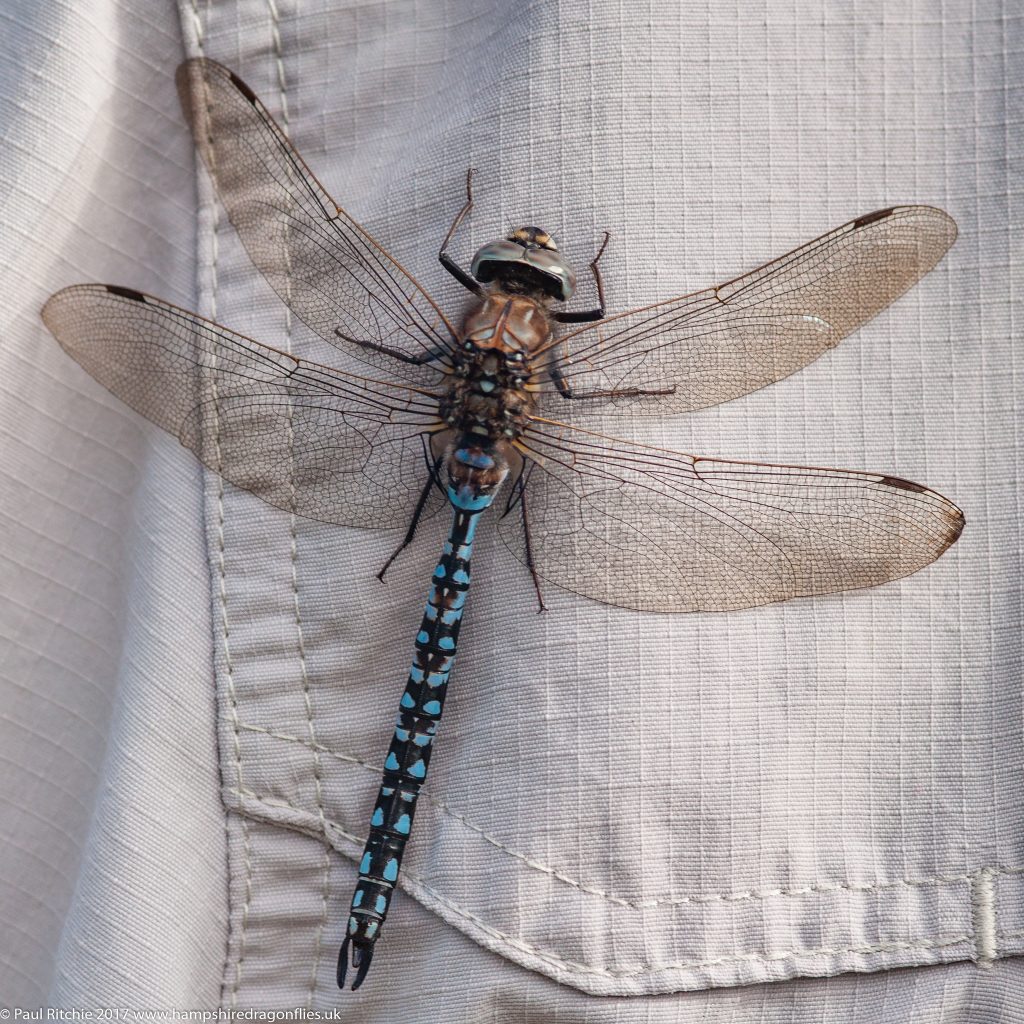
[343,507,482,951]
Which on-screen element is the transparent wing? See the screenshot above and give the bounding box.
[539,206,956,416]
[500,418,963,612]
[42,284,445,529]
[176,57,456,384]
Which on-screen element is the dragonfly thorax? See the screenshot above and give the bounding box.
[440,292,549,443]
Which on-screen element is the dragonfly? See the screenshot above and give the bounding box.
[42,58,964,991]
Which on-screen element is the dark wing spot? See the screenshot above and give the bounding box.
[945,513,966,546]
[105,285,147,303]
[879,474,928,493]
[853,207,896,229]
[229,71,258,105]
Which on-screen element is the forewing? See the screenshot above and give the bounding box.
[501,418,963,612]
[540,206,956,416]
[176,58,455,384]
[42,285,444,529]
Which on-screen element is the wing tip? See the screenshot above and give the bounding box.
[41,283,89,331]
[103,284,148,304]
[175,57,257,106]
[853,207,897,229]
[228,70,258,105]
[851,204,958,249]
[942,505,967,550]
[878,474,965,553]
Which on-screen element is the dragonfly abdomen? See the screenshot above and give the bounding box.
[338,448,507,989]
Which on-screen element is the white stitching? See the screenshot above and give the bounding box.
[488,932,973,980]
[223,786,1005,979]
[227,782,1024,911]
[234,723,1024,911]
[229,783,983,981]
[971,866,998,965]
[183,8,254,1003]
[260,3,330,1002]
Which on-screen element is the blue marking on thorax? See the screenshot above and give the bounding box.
[438,635,455,651]
[454,448,495,469]
[453,568,471,585]
[416,630,430,645]
[410,666,424,683]
[441,608,460,626]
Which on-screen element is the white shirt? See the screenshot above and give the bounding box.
[1,0,1020,1016]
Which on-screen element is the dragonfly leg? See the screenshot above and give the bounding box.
[378,455,444,581]
[553,231,609,324]
[439,168,482,296]
[334,329,449,366]
[548,361,676,400]
[519,487,547,613]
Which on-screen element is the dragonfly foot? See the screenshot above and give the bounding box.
[337,935,375,991]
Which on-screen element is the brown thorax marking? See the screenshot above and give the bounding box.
[441,290,552,442]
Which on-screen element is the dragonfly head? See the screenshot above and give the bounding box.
[471,227,577,302]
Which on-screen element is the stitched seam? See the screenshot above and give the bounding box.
[261,6,330,1005]
[972,867,998,965]
[183,12,254,1003]
[228,783,1024,912]
[226,786,988,977]
[497,933,974,980]
[233,727,1024,911]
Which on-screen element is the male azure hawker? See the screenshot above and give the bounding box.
[42,58,963,990]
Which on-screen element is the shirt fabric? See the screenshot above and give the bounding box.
[1,0,1021,1018]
